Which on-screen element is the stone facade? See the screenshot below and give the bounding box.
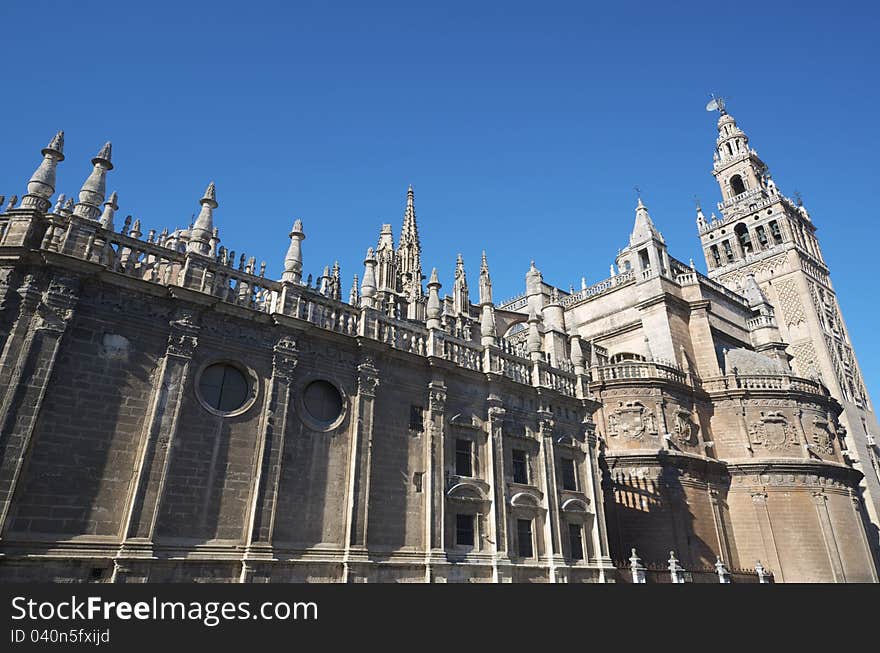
[0,109,877,583]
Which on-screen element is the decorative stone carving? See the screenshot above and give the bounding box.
[607,401,658,440]
[673,410,698,447]
[357,356,380,397]
[747,411,799,451]
[428,381,446,411]
[166,307,200,358]
[811,417,834,455]
[272,335,299,383]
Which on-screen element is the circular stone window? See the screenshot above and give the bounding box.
[198,362,251,415]
[302,380,345,429]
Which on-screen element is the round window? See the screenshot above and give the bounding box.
[198,363,250,413]
[302,380,344,426]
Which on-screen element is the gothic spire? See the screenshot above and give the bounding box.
[398,185,423,300]
[73,142,113,219]
[186,182,217,255]
[21,130,65,211]
[478,251,493,305]
[282,219,306,283]
[453,253,469,315]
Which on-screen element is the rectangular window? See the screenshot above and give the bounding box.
[769,220,783,244]
[569,523,584,561]
[455,439,473,477]
[409,405,424,431]
[561,458,578,491]
[710,244,721,268]
[456,514,474,546]
[517,519,534,558]
[512,449,528,484]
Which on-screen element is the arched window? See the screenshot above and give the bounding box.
[734,223,753,254]
[730,174,746,197]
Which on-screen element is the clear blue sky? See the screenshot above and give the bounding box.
[2,1,879,394]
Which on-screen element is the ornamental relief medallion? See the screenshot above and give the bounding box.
[607,401,658,440]
[747,411,799,451]
[673,410,699,447]
[811,417,834,456]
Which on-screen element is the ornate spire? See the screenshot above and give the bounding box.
[478,252,496,346]
[426,268,442,329]
[99,191,119,230]
[478,251,493,305]
[453,253,469,315]
[21,130,65,211]
[397,184,423,300]
[375,224,396,292]
[349,274,360,306]
[73,141,113,219]
[282,219,306,283]
[186,182,217,255]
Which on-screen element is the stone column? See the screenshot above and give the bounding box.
[119,308,200,548]
[708,486,734,567]
[244,335,298,551]
[0,273,79,534]
[811,489,846,582]
[343,352,379,579]
[751,490,784,582]
[537,408,564,581]
[423,376,447,579]
[581,422,613,576]
[485,392,510,581]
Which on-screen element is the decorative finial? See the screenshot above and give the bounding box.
[282,218,306,283]
[21,130,66,211]
[73,141,115,219]
[99,191,119,230]
[186,182,218,255]
[45,131,65,159]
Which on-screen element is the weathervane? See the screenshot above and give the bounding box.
[634,185,641,201]
[706,93,727,114]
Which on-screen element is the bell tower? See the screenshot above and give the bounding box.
[699,103,880,560]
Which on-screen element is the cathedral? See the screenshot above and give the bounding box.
[0,105,878,583]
